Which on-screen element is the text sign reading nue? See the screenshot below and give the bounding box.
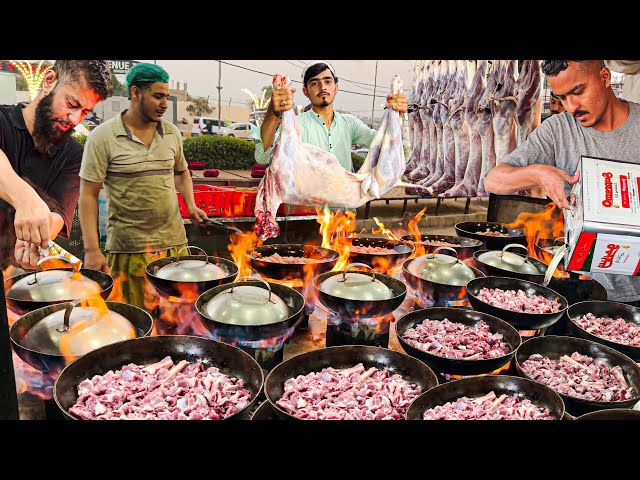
[565,156,640,276]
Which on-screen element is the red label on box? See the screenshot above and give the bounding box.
[567,232,597,271]
[620,175,630,208]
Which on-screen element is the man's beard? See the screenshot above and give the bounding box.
[32,90,73,156]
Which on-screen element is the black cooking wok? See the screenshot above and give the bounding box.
[145,254,238,298]
[396,307,521,376]
[564,301,640,362]
[54,335,264,420]
[347,237,415,273]
[466,277,568,330]
[248,244,339,281]
[313,268,406,318]
[196,279,304,341]
[405,374,565,420]
[472,250,549,284]
[455,222,526,251]
[400,234,483,261]
[265,345,438,420]
[251,401,281,420]
[576,408,640,420]
[4,268,114,315]
[10,300,153,373]
[515,335,640,416]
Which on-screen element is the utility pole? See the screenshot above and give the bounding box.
[217,61,222,128]
[371,60,379,127]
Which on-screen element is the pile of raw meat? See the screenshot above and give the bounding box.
[572,313,640,347]
[476,287,562,314]
[419,239,461,247]
[401,318,511,360]
[350,245,398,254]
[521,352,636,402]
[405,60,542,197]
[479,231,511,237]
[275,363,422,420]
[257,253,318,264]
[68,356,252,420]
[423,391,555,420]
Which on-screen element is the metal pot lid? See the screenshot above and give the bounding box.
[536,237,567,255]
[155,246,227,282]
[477,243,542,275]
[407,247,476,286]
[204,277,289,326]
[22,300,137,356]
[319,263,394,301]
[7,256,101,302]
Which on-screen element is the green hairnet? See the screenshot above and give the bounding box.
[125,63,170,88]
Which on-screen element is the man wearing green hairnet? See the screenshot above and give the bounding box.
[78,63,207,312]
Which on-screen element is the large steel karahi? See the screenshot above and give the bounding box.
[203,277,289,326]
[318,263,394,301]
[406,247,476,287]
[154,246,227,282]
[475,244,542,275]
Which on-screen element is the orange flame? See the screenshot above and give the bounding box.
[442,361,512,380]
[229,231,261,279]
[317,206,357,272]
[372,217,399,240]
[407,207,427,258]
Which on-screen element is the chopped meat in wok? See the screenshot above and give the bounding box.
[521,352,636,402]
[476,287,561,314]
[419,240,462,247]
[350,245,398,254]
[479,231,511,237]
[401,318,511,360]
[258,253,318,264]
[573,313,640,348]
[275,363,422,420]
[68,356,252,420]
[423,390,555,420]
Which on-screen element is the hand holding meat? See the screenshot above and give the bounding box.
[269,85,296,116]
[386,92,408,113]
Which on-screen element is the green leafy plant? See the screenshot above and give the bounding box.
[183,135,256,169]
[352,152,364,172]
[73,134,87,145]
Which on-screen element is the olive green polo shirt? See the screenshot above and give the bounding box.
[79,110,188,253]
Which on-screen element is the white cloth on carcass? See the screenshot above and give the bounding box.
[254,74,408,241]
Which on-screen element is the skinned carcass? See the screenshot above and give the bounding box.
[405,61,425,175]
[491,59,518,165]
[476,60,500,197]
[254,74,409,240]
[515,60,542,146]
[408,61,434,182]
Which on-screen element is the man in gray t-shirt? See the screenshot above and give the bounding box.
[485,60,640,304]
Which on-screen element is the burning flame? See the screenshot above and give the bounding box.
[317,206,357,272]
[372,217,399,240]
[442,361,512,381]
[407,207,428,258]
[229,231,262,279]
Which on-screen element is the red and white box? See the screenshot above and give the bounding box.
[565,156,640,276]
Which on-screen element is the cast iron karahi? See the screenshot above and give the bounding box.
[54,335,264,420]
[347,236,415,272]
[400,234,483,261]
[248,244,339,281]
[396,307,521,376]
[455,221,526,250]
[405,374,565,420]
[466,276,568,330]
[10,300,153,373]
[264,345,439,420]
[515,335,640,416]
[473,243,549,283]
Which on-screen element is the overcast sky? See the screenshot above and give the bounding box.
[138,60,413,119]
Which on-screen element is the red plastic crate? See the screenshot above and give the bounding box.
[230,187,258,217]
[177,185,234,218]
[277,204,317,216]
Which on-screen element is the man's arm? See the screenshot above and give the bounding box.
[254,84,296,164]
[173,132,207,224]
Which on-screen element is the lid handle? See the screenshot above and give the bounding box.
[499,243,530,266]
[27,256,76,286]
[230,276,274,304]
[57,298,85,333]
[341,263,376,283]
[543,244,568,287]
[176,246,210,266]
[427,246,459,266]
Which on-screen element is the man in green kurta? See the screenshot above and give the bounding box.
[78,63,207,311]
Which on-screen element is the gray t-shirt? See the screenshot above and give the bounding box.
[502,101,640,302]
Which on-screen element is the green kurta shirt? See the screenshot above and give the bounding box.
[253,110,377,171]
[79,111,188,253]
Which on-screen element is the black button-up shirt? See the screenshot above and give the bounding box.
[0,103,83,269]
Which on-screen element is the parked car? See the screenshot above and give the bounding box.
[220,122,253,139]
[191,117,228,136]
[352,147,369,159]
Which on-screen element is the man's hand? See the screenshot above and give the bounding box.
[270,87,296,117]
[84,248,109,273]
[532,165,580,209]
[188,205,208,224]
[14,241,40,270]
[14,190,53,249]
[387,92,408,114]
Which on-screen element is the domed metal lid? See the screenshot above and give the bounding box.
[155,246,227,282]
[319,263,394,301]
[407,247,476,286]
[204,277,289,326]
[476,244,542,275]
[7,256,101,302]
[22,299,137,356]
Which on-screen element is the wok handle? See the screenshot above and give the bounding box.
[57,298,84,333]
[176,246,210,266]
[342,263,376,283]
[429,246,459,265]
[543,245,568,287]
[231,276,274,304]
[499,243,530,264]
[27,256,76,285]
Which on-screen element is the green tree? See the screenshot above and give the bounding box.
[111,75,128,96]
[187,97,214,116]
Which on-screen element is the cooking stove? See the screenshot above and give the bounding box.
[325,310,394,348]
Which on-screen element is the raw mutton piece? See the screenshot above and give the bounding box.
[254,74,410,241]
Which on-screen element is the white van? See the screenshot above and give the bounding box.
[191,117,228,136]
